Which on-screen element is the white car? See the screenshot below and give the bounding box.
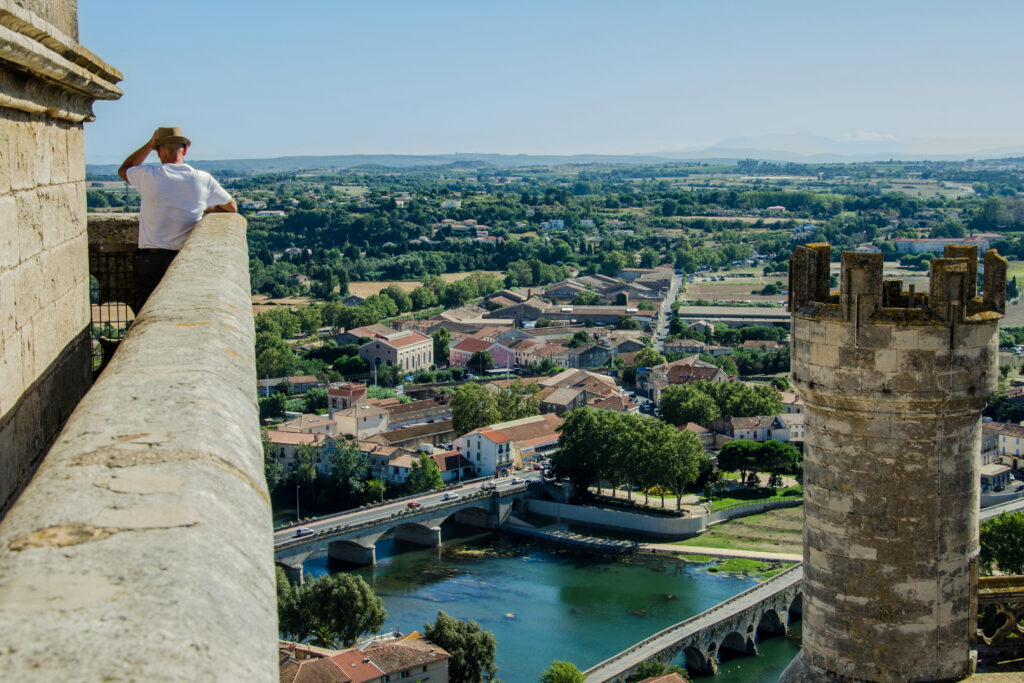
[442,492,460,501]
[511,477,524,484]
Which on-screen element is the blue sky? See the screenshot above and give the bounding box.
[80,1,1024,163]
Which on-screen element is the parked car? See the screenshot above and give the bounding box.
[994,484,1005,492]
[442,492,460,501]
[294,527,313,537]
[407,501,422,509]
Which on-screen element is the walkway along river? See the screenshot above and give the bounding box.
[302,527,800,682]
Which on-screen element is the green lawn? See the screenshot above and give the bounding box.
[673,506,804,556]
[704,485,802,511]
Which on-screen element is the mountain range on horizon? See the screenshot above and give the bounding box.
[85,134,1024,174]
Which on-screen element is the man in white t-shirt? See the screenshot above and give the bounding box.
[118,126,237,310]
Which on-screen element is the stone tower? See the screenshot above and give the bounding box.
[781,243,1005,682]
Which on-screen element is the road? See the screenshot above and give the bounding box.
[653,272,682,353]
[274,470,543,548]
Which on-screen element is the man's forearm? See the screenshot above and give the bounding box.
[118,132,158,182]
[204,198,238,214]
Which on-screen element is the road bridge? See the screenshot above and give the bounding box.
[274,478,532,578]
[584,565,803,681]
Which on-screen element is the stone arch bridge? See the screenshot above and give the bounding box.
[584,564,804,680]
[274,486,530,579]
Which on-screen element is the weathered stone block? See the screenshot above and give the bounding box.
[8,111,36,192]
[66,124,85,182]
[14,190,43,264]
[48,121,70,185]
[0,116,10,195]
[890,327,920,349]
[0,195,17,271]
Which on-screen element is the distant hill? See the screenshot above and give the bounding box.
[86,141,1024,176]
[86,152,681,175]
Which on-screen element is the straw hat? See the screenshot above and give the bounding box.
[153,126,191,147]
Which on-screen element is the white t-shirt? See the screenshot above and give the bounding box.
[127,163,233,249]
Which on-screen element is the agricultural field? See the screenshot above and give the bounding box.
[346,271,504,298]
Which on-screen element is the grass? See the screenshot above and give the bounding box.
[705,557,793,578]
[673,506,804,556]
[704,484,802,511]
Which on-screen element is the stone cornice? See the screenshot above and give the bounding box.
[0,0,121,121]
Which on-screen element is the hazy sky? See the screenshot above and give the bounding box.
[80,1,1024,163]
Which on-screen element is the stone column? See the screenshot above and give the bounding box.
[394,524,442,547]
[0,0,122,517]
[783,245,1004,682]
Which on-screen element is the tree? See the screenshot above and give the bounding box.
[433,327,451,366]
[367,478,386,503]
[263,433,283,496]
[571,290,602,306]
[717,440,759,483]
[259,392,288,420]
[275,566,303,641]
[659,384,721,426]
[323,440,369,507]
[294,442,319,499]
[756,440,801,488]
[980,511,1024,575]
[617,315,641,330]
[634,347,665,368]
[666,429,705,510]
[304,387,328,414]
[451,382,500,435]
[406,453,444,494]
[554,407,614,498]
[469,350,495,374]
[615,292,628,306]
[541,660,585,683]
[424,611,499,683]
[495,379,541,421]
[302,573,387,647]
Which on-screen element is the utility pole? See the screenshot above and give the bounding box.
[296,485,300,521]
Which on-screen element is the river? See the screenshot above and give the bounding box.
[303,528,800,682]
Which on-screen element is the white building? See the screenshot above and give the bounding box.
[454,413,563,477]
[331,404,389,439]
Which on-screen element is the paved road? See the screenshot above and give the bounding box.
[274,470,543,548]
[653,272,682,353]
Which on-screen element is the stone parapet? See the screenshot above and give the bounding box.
[787,243,1003,681]
[0,214,277,681]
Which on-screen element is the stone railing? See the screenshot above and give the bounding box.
[0,214,277,681]
[977,575,1024,656]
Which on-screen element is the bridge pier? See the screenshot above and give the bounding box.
[276,562,304,586]
[394,525,442,547]
[328,541,376,567]
[684,645,716,676]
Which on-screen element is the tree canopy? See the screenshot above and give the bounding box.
[406,453,444,494]
[276,569,387,647]
[424,611,499,683]
[451,379,540,435]
[980,511,1024,575]
[541,660,586,683]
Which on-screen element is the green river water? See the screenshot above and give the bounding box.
[303,529,800,682]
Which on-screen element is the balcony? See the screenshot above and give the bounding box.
[0,213,276,681]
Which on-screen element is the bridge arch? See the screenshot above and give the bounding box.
[327,539,376,567]
[683,645,712,676]
[787,593,803,623]
[756,609,786,639]
[719,630,756,660]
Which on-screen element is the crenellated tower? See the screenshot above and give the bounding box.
[781,243,1005,682]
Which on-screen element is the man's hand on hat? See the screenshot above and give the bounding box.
[148,130,160,148]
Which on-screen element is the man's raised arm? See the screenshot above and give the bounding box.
[204,198,238,214]
[118,130,159,182]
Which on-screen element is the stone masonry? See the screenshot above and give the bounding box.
[0,0,121,516]
[781,243,1005,682]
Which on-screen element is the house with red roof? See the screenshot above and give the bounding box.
[454,413,563,475]
[448,337,514,370]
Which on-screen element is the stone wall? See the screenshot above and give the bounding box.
[783,244,1005,682]
[0,214,278,681]
[0,0,121,516]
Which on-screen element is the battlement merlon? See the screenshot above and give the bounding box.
[788,242,1006,325]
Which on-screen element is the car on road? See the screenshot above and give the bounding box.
[407,501,422,509]
[511,477,524,484]
[481,481,496,490]
[442,492,460,501]
[994,484,1005,492]
[294,527,313,537]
